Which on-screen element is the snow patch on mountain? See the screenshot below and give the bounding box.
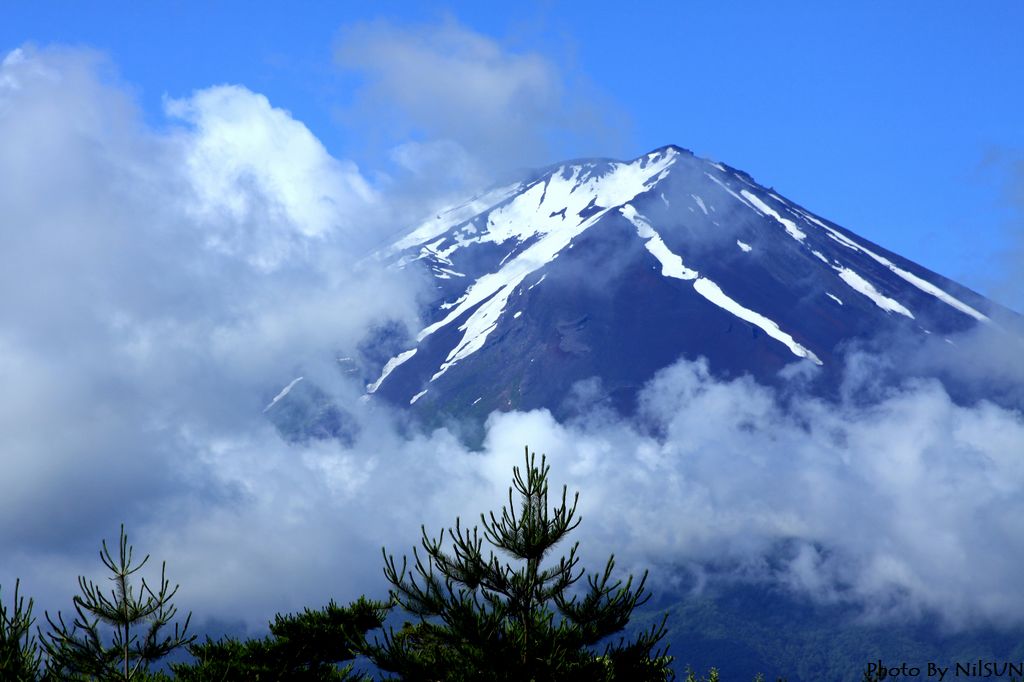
[826,225,987,321]
[402,149,681,385]
[836,268,914,318]
[692,278,822,365]
[621,204,698,280]
[263,377,303,413]
[692,194,709,215]
[367,349,417,394]
[705,173,761,214]
[621,204,820,365]
[429,280,523,382]
[391,182,523,252]
[781,203,988,322]
[740,190,807,242]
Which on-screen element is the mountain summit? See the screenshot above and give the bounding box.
[360,145,998,422]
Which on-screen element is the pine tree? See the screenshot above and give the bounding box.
[39,524,194,681]
[171,596,388,681]
[366,446,674,681]
[0,578,43,681]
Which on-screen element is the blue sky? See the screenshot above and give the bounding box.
[3,2,1022,308]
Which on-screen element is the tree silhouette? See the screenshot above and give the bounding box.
[367,446,674,681]
[0,578,43,681]
[172,597,387,681]
[40,525,194,681]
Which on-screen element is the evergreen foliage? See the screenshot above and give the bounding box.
[1,578,43,681]
[684,668,720,682]
[38,525,194,681]
[171,597,388,681]
[365,446,674,681]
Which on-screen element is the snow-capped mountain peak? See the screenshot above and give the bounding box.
[362,145,1000,420]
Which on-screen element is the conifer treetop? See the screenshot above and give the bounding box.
[369,445,674,681]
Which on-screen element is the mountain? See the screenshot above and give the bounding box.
[361,145,1006,425]
[263,146,1022,679]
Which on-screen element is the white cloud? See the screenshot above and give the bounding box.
[136,355,1024,630]
[337,19,556,161]
[0,45,421,620]
[335,18,626,180]
[166,85,377,270]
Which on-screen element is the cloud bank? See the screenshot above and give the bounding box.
[1,36,1023,643]
[0,44,422,616]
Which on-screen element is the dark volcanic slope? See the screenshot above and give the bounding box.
[361,145,999,421]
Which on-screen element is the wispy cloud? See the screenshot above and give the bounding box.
[996,152,1024,313]
[973,146,1024,314]
[335,17,627,185]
